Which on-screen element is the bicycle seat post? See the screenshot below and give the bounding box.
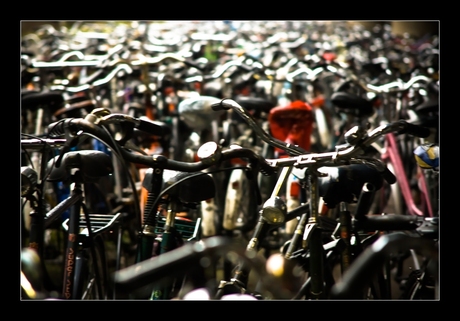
[62,171,84,299]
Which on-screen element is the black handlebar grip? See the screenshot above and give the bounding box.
[398,120,431,138]
[137,118,168,137]
[210,102,223,111]
[381,167,397,185]
[211,100,233,111]
[47,119,68,136]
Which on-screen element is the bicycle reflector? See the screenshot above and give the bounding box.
[414,143,439,170]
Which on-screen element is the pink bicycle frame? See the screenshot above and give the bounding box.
[381,132,433,217]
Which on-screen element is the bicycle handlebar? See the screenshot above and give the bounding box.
[46,111,275,175]
[264,119,430,169]
[50,63,133,93]
[32,43,126,69]
[130,52,204,72]
[212,98,309,156]
[37,50,207,93]
[365,75,433,94]
[284,63,347,83]
[211,98,430,171]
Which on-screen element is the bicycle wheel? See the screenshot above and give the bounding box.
[74,235,110,300]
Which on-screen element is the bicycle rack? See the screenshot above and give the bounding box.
[62,212,122,237]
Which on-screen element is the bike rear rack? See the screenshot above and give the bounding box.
[62,212,122,237]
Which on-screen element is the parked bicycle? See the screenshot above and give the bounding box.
[210,98,433,300]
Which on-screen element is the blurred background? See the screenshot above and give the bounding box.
[21,20,439,38]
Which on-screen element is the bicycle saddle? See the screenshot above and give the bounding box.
[331,91,374,118]
[234,96,276,119]
[142,168,215,205]
[178,95,226,131]
[21,89,64,113]
[46,150,113,183]
[413,98,438,131]
[292,164,384,208]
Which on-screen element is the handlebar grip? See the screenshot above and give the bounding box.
[381,166,396,185]
[398,120,431,138]
[137,117,170,137]
[211,100,232,111]
[47,119,69,136]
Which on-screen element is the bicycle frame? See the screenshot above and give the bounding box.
[381,132,433,217]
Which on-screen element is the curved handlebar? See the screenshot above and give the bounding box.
[212,98,309,156]
[32,44,126,69]
[264,119,430,170]
[285,63,347,83]
[37,51,206,93]
[211,98,430,169]
[47,112,275,175]
[365,75,432,94]
[50,63,133,92]
[130,52,204,71]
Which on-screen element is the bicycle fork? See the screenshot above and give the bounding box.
[285,168,330,299]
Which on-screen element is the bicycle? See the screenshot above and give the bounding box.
[330,230,438,300]
[21,104,168,300]
[21,138,120,299]
[41,107,275,300]
[211,98,432,299]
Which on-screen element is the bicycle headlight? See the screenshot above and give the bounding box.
[261,196,287,224]
[21,166,37,197]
